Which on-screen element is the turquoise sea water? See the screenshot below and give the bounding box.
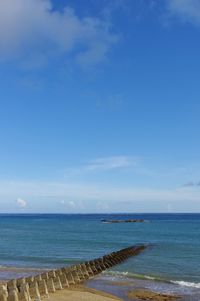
[0,214,199,298]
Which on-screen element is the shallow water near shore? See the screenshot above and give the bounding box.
[0,213,199,299]
[87,274,200,301]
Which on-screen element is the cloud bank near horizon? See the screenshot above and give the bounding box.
[1,154,200,212]
[3,180,199,200]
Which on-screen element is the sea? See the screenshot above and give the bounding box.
[0,213,199,300]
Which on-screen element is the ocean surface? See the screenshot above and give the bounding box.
[0,213,199,300]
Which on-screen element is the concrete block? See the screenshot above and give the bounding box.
[59,274,69,288]
[7,281,16,288]
[93,261,103,273]
[34,275,42,282]
[47,271,56,279]
[17,283,29,294]
[18,284,31,301]
[16,279,26,289]
[18,291,29,301]
[61,267,70,274]
[55,269,62,277]
[95,259,106,270]
[0,291,8,301]
[88,263,98,275]
[85,263,94,277]
[71,270,80,284]
[102,260,111,269]
[107,255,117,265]
[24,277,34,285]
[75,266,85,281]
[110,254,119,264]
[53,277,62,290]
[37,280,49,298]
[65,272,75,285]
[0,285,8,297]
[46,279,55,293]
[40,273,49,281]
[103,257,114,267]
[79,264,89,279]
[7,289,19,301]
[28,282,40,301]
[7,280,18,292]
[114,255,122,263]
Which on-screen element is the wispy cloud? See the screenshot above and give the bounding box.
[183,181,200,187]
[0,0,117,66]
[167,0,200,25]
[86,156,134,171]
[65,156,138,176]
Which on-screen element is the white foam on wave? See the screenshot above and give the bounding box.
[143,275,156,280]
[105,270,200,290]
[171,280,200,289]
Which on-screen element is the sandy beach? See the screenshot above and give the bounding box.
[0,280,181,301]
[0,272,183,301]
[48,284,181,301]
[47,284,181,301]
[0,268,184,301]
[48,285,122,301]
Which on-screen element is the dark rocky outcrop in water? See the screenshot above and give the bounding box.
[128,289,181,301]
[101,219,145,223]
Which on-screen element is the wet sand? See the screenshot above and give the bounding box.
[48,285,123,301]
[47,281,182,301]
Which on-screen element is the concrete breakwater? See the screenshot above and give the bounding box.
[0,245,146,301]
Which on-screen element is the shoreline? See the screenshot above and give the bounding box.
[1,267,200,301]
[48,285,123,301]
[86,274,200,301]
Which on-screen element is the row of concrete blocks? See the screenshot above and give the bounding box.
[0,245,145,301]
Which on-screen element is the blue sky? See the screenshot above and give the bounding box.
[0,0,200,213]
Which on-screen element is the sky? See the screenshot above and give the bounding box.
[0,0,200,213]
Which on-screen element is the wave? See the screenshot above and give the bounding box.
[171,281,200,289]
[104,271,200,289]
[104,270,170,282]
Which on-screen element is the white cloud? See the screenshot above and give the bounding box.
[15,197,27,208]
[68,200,76,208]
[60,200,76,208]
[0,0,117,65]
[167,0,200,25]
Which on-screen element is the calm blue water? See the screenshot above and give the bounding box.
[0,214,199,295]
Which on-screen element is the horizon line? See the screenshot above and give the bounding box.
[0,212,199,215]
